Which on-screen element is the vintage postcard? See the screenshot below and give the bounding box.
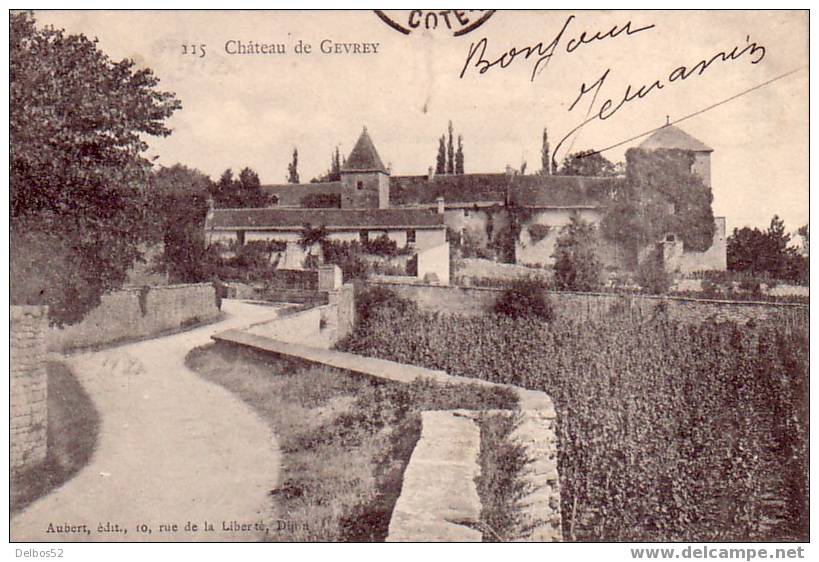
[9,8,809,550]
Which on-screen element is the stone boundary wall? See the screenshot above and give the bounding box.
[369,281,808,330]
[11,306,49,472]
[49,283,221,352]
[211,329,561,542]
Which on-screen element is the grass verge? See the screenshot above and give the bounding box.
[185,343,517,541]
[475,412,534,542]
[11,361,100,514]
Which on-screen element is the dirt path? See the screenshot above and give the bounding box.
[11,300,285,542]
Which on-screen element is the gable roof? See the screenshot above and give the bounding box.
[260,182,342,206]
[342,128,388,173]
[206,208,445,231]
[639,125,712,152]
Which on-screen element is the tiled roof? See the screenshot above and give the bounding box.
[639,125,712,152]
[391,173,621,207]
[509,175,623,207]
[342,128,388,173]
[206,208,445,230]
[391,173,509,205]
[260,182,342,206]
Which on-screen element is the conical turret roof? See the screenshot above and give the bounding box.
[342,127,388,173]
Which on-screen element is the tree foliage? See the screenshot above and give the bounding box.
[434,121,465,175]
[492,278,554,321]
[540,128,551,175]
[311,146,342,183]
[211,167,268,208]
[553,216,603,291]
[435,136,446,175]
[446,121,455,175]
[455,135,465,174]
[147,164,219,283]
[559,149,617,177]
[728,216,807,284]
[287,148,300,184]
[10,12,181,324]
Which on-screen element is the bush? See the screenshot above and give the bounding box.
[553,216,602,291]
[527,223,552,244]
[362,234,403,257]
[492,278,554,322]
[636,251,672,295]
[354,285,416,325]
[320,240,371,282]
[738,275,763,296]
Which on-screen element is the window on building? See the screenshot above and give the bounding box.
[359,230,369,243]
[406,229,416,244]
[464,209,470,217]
[237,231,246,246]
[666,234,676,242]
[357,180,364,190]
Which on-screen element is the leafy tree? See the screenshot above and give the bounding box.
[10,12,181,325]
[553,216,602,291]
[797,224,809,257]
[540,128,551,175]
[446,121,455,175]
[559,149,617,177]
[455,135,465,174]
[310,146,342,183]
[728,215,807,283]
[435,135,446,175]
[237,166,267,207]
[287,147,300,184]
[211,167,268,208]
[145,164,218,282]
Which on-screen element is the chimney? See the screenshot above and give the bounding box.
[436,196,445,215]
[505,164,514,176]
[428,166,434,180]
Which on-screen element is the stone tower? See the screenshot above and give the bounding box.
[639,124,713,187]
[341,127,390,209]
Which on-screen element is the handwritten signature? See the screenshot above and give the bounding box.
[459,14,655,82]
[552,35,766,166]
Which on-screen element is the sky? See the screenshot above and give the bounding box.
[31,10,809,234]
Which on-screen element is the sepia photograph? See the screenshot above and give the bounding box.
[8,7,809,552]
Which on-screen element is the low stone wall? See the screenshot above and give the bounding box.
[387,410,482,541]
[11,306,49,472]
[211,329,561,542]
[49,283,221,352]
[244,283,355,349]
[369,281,808,330]
[260,288,329,305]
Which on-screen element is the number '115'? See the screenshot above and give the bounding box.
[181,44,206,58]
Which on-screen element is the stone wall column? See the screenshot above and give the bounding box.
[10,305,49,472]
